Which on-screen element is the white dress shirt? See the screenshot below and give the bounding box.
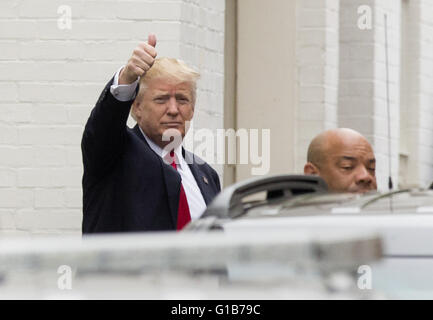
[110,66,139,101]
[110,68,207,220]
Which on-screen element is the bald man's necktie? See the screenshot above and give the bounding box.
[170,151,191,230]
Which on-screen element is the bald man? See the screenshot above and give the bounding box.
[304,128,377,193]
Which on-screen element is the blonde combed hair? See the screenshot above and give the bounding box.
[142,57,200,90]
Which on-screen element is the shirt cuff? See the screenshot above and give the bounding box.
[110,66,139,102]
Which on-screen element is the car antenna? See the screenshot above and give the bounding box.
[384,13,395,214]
[384,13,393,191]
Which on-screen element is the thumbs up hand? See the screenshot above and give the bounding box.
[119,34,157,85]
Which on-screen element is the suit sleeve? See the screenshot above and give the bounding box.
[81,77,135,177]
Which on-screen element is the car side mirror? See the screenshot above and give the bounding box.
[202,174,328,219]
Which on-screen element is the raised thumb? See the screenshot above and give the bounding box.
[148,34,157,47]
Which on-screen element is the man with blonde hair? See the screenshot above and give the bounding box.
[82,35,221,233]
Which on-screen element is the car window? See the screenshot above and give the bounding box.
[242,189,433,218]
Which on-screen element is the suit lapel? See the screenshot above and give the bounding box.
[132,125,180,228]
[184,149,213,205]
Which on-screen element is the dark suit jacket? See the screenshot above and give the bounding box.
[81,78,221,234]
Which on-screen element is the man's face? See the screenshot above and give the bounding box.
[135,78,194,147]
[316,135,377,193]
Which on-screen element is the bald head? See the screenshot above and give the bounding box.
[304,128,377,193]
[307,128,370,166]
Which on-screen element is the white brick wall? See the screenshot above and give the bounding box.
[414,0,433,187]
[398,0,433,188]
[295,0,340,172]
[179,0,225,175]
[374,0,401,191]
[338,0,401,191]
[0,0,225,236]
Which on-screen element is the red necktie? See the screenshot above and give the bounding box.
[170,151,191,230]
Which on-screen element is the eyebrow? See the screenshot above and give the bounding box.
[153,93,190,99]
[154,94,170,99]
[175,93,189,99]
[337,156,376,166]
[339,156,357,162]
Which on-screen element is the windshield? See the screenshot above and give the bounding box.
[242,189,433,218]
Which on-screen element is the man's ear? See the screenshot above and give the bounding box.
[304,162,319,175]
[131,100,140,121]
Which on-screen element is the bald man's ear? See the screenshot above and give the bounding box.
[304,162,319,176]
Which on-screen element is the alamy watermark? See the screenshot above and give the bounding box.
[358,5,373,30]
[162,122,271,176]
[57,5,72,30]
[57,265,72,290]
[357,264,372,290]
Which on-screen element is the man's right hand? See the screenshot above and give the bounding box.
[119,34,157,85]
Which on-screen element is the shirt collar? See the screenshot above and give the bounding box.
[139,126,183,168]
